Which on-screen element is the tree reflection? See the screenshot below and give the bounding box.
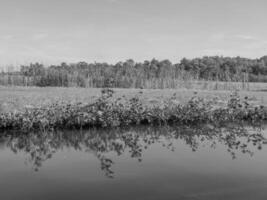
[1,123,267,178]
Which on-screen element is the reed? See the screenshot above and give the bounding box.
[0,72,251,90]
[0,56,262,90]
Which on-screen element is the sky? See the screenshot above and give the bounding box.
[0,0,267,68]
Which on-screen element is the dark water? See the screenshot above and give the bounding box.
[0,124,267,200]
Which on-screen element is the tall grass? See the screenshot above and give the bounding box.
[0,71,251,90]
[2,56,260,90]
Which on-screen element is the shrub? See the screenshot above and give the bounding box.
[0,89,266,131]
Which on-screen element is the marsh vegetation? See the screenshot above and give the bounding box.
[0,88,267,131]
[2,56,267,90]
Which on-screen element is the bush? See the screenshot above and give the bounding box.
[0,89,266,131]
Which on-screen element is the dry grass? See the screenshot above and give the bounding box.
[1,86,267,113]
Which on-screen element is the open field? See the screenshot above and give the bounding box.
[1,86,267,113]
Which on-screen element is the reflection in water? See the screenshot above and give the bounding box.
[1,123,267,178]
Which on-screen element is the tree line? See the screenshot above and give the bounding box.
[1,56,267,88]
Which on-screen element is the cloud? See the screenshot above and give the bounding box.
[203,33,267,58]
[0,35,14,40]
[32,33,48,40]
[202,48,233,56]
[234,35,267,50]
[107,0,119,3]
[243,39,267,50]
[234,34,257,40]
[210,33,226,41]
[210,33,259,42]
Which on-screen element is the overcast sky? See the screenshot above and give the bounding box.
[0,0,267,67]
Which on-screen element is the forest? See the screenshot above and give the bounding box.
[1,56,267,88]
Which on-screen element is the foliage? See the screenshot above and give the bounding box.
[0,89,267,131]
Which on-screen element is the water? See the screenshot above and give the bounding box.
[0,124,267,200]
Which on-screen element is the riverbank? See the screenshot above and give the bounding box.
[1,88,267,131]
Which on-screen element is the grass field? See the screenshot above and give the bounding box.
[1,86,267,113]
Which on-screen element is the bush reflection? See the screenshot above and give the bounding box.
[1,123,267,178]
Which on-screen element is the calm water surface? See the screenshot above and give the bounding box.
[0,124,267,200]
